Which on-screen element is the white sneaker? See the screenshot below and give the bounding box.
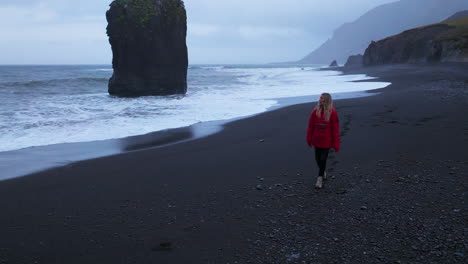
[315,176,323,189]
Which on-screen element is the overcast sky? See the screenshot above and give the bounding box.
[0,0,397,64]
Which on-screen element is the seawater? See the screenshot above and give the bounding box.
[0,64,390,153]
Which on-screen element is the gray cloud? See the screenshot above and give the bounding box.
[0,0,397,64]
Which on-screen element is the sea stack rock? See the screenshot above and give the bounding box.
[106,0,188,97]
[329,60,338,67]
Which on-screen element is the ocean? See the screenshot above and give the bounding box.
[0,64,390,179]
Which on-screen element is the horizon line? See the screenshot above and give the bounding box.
[0,62,321,66]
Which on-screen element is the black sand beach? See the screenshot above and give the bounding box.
[0,64,467,263]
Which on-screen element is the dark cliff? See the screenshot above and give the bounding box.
[363,13,468,65]
[106,0,188,97]
[298,0,468,64]
[344,54,364,68]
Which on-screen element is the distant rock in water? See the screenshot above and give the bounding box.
[329,60,338,67]
[344,54,364,68]
[106,0,188,97]
[363,12,468,65]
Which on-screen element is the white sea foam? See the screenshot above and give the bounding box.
[0,66,390,152]
[199,66,225,70]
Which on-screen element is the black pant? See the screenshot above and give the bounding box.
[314,147,330,176]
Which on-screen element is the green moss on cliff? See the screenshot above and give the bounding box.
[435,17,468,45]
[110,0,158,26]
[444,16,468,27]
[110,0,186,26]
[429,16,468,43]
[165,0,186,21]
[133,0,159,24]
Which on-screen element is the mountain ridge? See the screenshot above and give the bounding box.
[362,11,468,64]
[298,0,468,64]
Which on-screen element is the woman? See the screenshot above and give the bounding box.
[306,93,340,189]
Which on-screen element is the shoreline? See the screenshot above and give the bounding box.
[0,78,387,181]
[0,63,467,263]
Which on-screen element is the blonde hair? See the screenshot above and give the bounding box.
[314,93,333,121]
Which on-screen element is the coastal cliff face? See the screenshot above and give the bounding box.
[344,55,363,67]
[106,0,188,97]
[363,15,468,65]
[298,0,468,64]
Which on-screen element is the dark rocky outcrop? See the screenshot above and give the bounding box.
[344,54,363,68]
[329,60,338,67]
[106,0,188,97]
[298,0,468,64]
[363,14,468,65]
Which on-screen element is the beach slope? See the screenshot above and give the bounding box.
[0,63,467,263]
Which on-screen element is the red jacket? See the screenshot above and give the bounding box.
[306,108,340,152]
